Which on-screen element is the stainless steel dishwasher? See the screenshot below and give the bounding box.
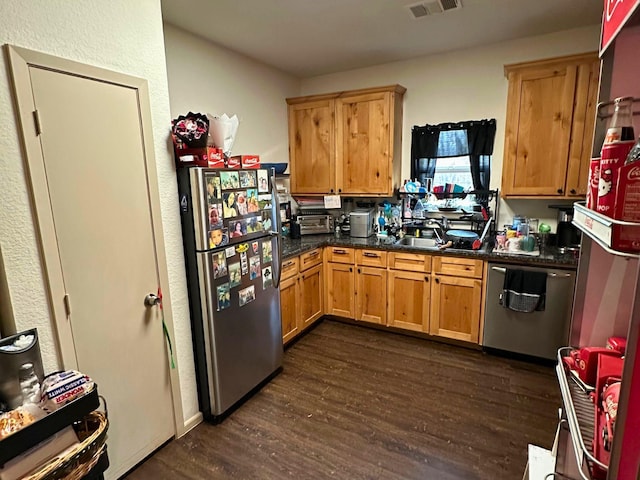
[482,263,576,361]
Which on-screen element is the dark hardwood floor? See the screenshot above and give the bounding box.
[124,320,560,479]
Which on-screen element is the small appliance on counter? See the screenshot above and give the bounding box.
[294,212,334,236]
[349,209,375,238]
[549,205,581,254]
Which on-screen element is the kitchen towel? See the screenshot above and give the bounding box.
[500,268,546,313]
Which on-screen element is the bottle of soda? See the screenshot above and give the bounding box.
[625,135,640,165]
[596,97,636,216]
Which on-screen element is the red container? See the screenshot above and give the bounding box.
[230,155,260,169]
[587,157,601,210]
[596,140,635,215]
[174,147,224,168]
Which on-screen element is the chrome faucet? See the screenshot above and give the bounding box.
[425,216,449,244]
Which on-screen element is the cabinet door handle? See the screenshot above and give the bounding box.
[424,276,429,282]
[308,250,320,257]
[435,277,440,284]
[333,249,347,254]
[358,268,361,274]
[349,267,353,272]
[363,252,379,258]
[338,189,342,193]
[570,189,576,195]
[283,261,295,268]
[330,189,334,193]
[557,188,563,194]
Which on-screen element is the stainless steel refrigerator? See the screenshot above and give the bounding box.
[177,167,283,421]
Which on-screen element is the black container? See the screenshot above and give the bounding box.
[0,329,44,410]
[289,220,301,239]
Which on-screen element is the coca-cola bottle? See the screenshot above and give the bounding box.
[596,97,636,216]
[624,135,640,165]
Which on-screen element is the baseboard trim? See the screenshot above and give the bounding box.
[181,412,203,437]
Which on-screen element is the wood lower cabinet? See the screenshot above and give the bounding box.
[300,263,323,329]
[430,256,484,343]
[355,266,387,325]
[280,274,300,344]
[387,270,430,333]
[326,262,355,318]
[280,250,323,345]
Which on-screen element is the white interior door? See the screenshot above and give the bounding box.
[11,56,175,478]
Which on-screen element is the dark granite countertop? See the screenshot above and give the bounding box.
[281,234,578,269]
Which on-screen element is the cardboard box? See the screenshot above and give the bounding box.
[613,162,640,222]
[229,155,260,169]
[174,147,225,168]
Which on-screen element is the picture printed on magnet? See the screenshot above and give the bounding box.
[262,267,273,289]
[216,283,231,311]
[262,241,272,263]
[236,191,248,215]
[251,241,259,255]
[249,256,261,280]
[228,262,241,288]
[223,192,238,218]
[209,203,223,230]
[239,170,256,188]
[258,194,272,211]
[246,189,259,213]
[261,210,272,232]
[257,170,269,193]
[225,246,236,258]
[229,219,247,239]
[212,251,228,279]
[206,175,221,203]
[246,216,263,234]
[209,228,229,248]
[238,285,256,307]
[240,252,248,275]
[220,171,239,190]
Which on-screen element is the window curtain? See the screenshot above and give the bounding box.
[411,119,496,200]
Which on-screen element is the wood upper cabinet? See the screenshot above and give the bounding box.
[288,97,335,194]
[388,270,430,333]
[501,53,599,198]
[287,85,405,196]
[355,266,387,325]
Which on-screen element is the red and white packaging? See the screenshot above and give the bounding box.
[587,157,601,210]
[596,139,635,215]
[607,336,628,355]
[230,155,260,169]
[613,162,640,222]
[175,147,225,168]
[226,156,241,169]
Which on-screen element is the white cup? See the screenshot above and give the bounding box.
[506,237,522,252]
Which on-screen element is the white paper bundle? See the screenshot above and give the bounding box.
[208,114,239,155]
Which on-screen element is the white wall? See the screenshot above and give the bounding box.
[300,25,602,230]
[163,24,300,162]
[0,1,198,424]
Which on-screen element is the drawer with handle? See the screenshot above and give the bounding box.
[356,249,388,268]
[281,257,300,280]
[300,248,322,271]
[327,247,355,264]
[388,252,431,273]
[433,256,483,278]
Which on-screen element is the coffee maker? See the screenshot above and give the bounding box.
[550,205,581,253]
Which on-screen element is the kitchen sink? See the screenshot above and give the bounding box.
[395,237,439,249]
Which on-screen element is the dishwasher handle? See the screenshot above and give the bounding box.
[490,266,572,278]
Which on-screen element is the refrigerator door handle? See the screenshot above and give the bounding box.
[269,169,283,288]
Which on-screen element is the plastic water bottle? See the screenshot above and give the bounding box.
[19,363,40,405]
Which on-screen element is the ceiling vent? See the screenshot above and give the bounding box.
[407,0,462,18]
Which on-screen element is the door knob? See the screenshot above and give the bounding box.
[144,293,161,307]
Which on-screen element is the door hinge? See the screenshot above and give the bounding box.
[63,294,71,316]
[33,110,42,136]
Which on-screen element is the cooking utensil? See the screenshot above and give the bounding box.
[437,207,457,212]
[473,218,493,250]
[445,229,479,242]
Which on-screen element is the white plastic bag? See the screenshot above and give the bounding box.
[208,113,239,156]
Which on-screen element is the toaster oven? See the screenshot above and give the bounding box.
[296,214,334,235]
